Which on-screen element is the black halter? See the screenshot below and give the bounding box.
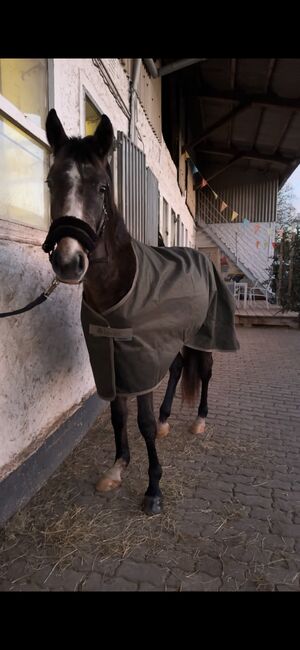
[42,186,108,260]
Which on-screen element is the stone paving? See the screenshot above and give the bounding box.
[0,326,300,591]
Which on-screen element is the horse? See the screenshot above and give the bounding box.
[43,109,239,516]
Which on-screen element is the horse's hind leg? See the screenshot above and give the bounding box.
[157,352,184,438]
[191,352,213,435]
[96,396,130,492]
[137,393,163,515]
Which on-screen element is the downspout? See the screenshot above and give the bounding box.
[128,58,142,141]
[143,58,207,78]
[143,58,159,78]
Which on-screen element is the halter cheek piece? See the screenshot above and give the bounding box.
[42,185,108,261]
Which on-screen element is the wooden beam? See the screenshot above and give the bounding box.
[193,89,300,110]
[185,101,251,150]
[253,107,265,149]
[196,145,296,166]
[206,154,242,181]
[265,58,277,92]
[276,111,295,151]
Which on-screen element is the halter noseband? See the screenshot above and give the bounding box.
[42,186,108,260]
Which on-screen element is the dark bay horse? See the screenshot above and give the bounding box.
[44,109,239,515]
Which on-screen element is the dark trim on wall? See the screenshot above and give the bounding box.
[0,393,106,527]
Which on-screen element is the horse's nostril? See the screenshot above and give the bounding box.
[77,252,85,272]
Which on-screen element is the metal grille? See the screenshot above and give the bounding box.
[146,167,159,245]
[198,178,278,224]
[116,131,158,245]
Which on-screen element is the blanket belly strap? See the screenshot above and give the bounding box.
[89,324,133,341]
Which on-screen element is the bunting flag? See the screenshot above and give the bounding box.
[191,164,278,252]
[200,178,208,189]
[242,218,250,227]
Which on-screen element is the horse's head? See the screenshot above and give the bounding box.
[44,109,114,284]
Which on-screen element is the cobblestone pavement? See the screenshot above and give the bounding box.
[0,326,300,591]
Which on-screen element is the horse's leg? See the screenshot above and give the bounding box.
[191,352,213,435]
[137,393,163,516]
[157,352,184,438]
[96,396,130,492]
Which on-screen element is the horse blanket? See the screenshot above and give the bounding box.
[81,239,239,401]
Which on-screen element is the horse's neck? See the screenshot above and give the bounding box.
[83,232,136,314]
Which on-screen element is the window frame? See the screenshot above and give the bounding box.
[0,58,53,244]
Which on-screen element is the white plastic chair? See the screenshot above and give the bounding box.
[233,282,241,306]
[248,281,275,309]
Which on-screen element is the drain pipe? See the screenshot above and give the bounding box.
[143,58,207,78]
[128,58,142,141]
[143,58,159,78]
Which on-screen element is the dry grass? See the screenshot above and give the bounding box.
[0,412,215,583]
[1,396,298,591]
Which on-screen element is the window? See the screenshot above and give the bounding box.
[162,198,169,243]
[85,96,101,136]
[170,209,176,246]
[177,215,181,245]
[0,58,49,230]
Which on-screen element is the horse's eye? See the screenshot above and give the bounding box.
[99,184,106,194]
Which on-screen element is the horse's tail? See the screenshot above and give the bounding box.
[181,346,201,404]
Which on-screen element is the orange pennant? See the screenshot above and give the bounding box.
[200,178,208,189]
[256,240,260,248]
[220,201,228,212]
[231,211,238,221]
[254,223,261,234]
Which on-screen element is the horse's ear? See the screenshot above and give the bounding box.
[46,109,68,154]
[93,115,114,158]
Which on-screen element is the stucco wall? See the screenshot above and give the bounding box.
[0,240,95,480]
[0,58,196,480]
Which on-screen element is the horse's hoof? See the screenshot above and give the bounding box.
[142,495,163,516]
[96,476,121,492]
[190,417,206,435]
[156,421,170,438]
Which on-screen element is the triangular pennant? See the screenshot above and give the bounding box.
[254,223,261,234]
[211,189,218,200]
[220,201,228,212]
[200,178,208,189]
[256,240,260,248]
[263,240,268,249]
[231,210,238,221]
[242,218,250,227]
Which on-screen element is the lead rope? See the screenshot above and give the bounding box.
[0,277,60,318]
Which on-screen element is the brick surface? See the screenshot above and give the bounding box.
[0,327,300,591]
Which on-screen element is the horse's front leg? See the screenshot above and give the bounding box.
[96,396,130,492]
[137,393,163,516]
